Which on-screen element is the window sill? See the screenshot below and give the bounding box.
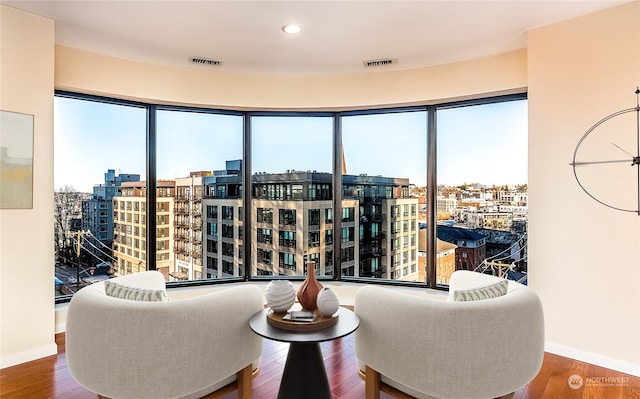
[54,280,446,334]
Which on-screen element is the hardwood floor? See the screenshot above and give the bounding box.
[1,333,639,399]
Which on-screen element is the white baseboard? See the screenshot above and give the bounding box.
[545,341,640,377]
[55,303,69,334]
[55,320,66,334]
[0,342,58,369]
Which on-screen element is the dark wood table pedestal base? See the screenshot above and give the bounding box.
[278,342,330,399]
[249,308,359,399]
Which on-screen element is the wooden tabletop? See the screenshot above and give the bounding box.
[249,307,359,344]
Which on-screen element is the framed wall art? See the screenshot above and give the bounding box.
[0,110,34,209]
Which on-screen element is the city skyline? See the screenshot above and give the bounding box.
[54,97,527,193]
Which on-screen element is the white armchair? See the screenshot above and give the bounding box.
[354,271,544,399]
[66,271,264,399]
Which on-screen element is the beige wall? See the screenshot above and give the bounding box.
[55,45,526,111]
[528,1,640,375]
[0,6,56,368]
[2,1,639,377]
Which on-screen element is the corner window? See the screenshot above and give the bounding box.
[54,91,527,302]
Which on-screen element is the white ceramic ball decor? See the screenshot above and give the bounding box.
[316,287,340,317]
[265,280,296,313]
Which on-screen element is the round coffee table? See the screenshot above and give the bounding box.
[249,307,359,399]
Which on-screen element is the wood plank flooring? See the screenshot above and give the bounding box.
[1,333,639,399]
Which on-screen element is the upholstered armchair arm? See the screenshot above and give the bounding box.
[354,280,544,399]
[67,281,264,399]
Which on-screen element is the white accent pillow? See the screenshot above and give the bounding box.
[104,279,169,302]
[452,279,508,302]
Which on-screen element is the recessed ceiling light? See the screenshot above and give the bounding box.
[282,24,302,34]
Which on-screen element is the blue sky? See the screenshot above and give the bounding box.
[438,100,528,187]
[54,97,527,193]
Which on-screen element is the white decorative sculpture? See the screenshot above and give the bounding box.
[316,287,340,317]
[265,280,296,313]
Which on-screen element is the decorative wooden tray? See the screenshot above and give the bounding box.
[266,309,339,332]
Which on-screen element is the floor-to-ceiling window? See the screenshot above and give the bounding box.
[53,92,527,301]
[341,111,427,282]
[156,109,243,282]
[54,94,146,297]
[436,99,528,285]
[250,115,333,278]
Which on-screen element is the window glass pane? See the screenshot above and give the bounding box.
[341,111,427,281]
[436,99,528,285]
[251,116,332,277]
[54,93,527,296]
[156,110,243,281]
[54,96,145,297]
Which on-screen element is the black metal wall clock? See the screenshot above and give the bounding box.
[570,88,640,215]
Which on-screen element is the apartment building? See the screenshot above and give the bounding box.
[202,161,244,279]
[174,172,208,281]
[81,169,140,264]
[434,239,457,285]
[112,180,176,279]
[201,167,420,280]
[436,197,458,218]
[497,189,528,205]
[464,210,514,231]
[436,225,487,272]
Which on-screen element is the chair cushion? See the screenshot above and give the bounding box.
[452,279,508,302]
[103,279,170,302]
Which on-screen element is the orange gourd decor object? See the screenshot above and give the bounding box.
[297,261,324,310]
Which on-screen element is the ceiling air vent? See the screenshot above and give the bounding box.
[363,58,397,68]
[189,56,223,67]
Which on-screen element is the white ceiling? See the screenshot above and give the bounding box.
[2,0,631,76]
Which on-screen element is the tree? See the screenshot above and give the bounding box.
[411,186,426,196]
[437,211,451,221]
[53,185,84,262]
